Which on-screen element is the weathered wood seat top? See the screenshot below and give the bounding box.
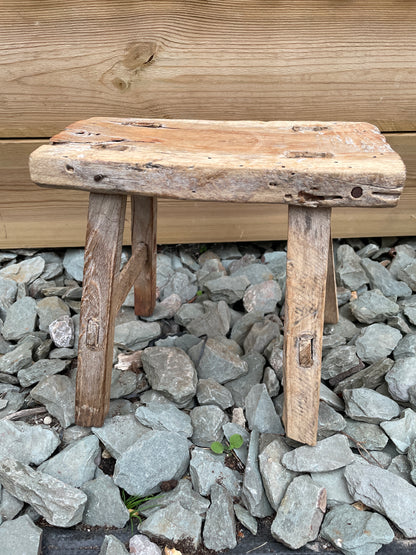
[29,118,405,207]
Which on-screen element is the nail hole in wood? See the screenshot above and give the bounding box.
[94,174,106,182]
[65,164,74,173]
[351,186,363,198]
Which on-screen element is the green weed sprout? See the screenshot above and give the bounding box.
[121,490,163,532]
[210,433,244,455]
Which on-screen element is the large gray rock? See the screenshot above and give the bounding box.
[113,431,190,496]
[0,515,43,555]
[63,248,85,281]
[139,478,210,518]
[2,297,37,341]
[139,501,202,550]
[231,263,274,285]
[345,460,416,538]
[142,293,182,322]
[0,420,60,465]
[135,401,192,437]
[0,277,17,319]
[185,300,230,338]
[141,347,197,407]
[336,245,369,290]
[0,335,39,375]
[230,310,264,346]
[204,275,250,304]
[388,454,412,483]
[386,357,416,402]
[225,352,265,407]
[0,485,24,521]
[311,467,354,508]
[110,368,143,400]
[189,447,242,497]
[114,321,161,350]
[361,257,412,298]
[245,383,284,434]
[343,387,400,424]
[407,440,416,486]
[174,302,205,328]
[343,419,389,451]
[81,474,129,528]
[243,280,282,314]
[355,323,402,363]
[160,271,197,302]
[100,535,129,555]
[37,296,70,332]
[259,436,297,510]
[243,316,281,354]
[38,435,100,487]
[394,334,416,359]
[17,358,68,387]
[190,405,228,447]
[321,503,394,555]
[380,408,416,453]
[196,378,234,409]
[241,430,273,518]
[92,414,150,459]
[203,484,236,551]
[334,358,394,393]
[350,289,399,323]
[271,475,326,550]
[31,374,75,428]
[321,346,359,380]
[317,402,346,440]
[0,458,87,527]
[282,434,354,472]
[189,338,248,384]
[0,385,26,419]
[0,256,45,284]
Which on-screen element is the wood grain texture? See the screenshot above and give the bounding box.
[76,193,126,427]
[1,1,416,136]
[29,118,405,207]
[283,206,331,445]
[1,134,415,247]
[131,195,157,316]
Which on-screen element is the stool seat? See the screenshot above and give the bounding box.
[29,118,406,446]
[30,118,404,206]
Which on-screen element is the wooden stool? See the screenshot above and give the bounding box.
[29,118,405,445]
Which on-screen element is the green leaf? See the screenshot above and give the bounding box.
[210,441,225,454]
[228,434,244,450]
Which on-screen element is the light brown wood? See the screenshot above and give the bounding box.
[324,237,339,325]
[0,133,414,248]
[29,118,405,207]
[76,192,126,427]
[283,206,331,445]
[2,1,416,136]
[131,195,157,316]
[113,242,147,314]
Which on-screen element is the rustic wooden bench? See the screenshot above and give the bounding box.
[29,118,405,445]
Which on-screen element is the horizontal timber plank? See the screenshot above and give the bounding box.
[0,134,414,248]
[1,1,416,136]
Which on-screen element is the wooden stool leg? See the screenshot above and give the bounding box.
[131,195,157,317]
[283,206,331,445]
[76,192,127,427]
[324,236,339,324]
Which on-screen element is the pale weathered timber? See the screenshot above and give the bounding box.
[0,134,414,248]
[113,241,147,314]
[324,237,339,325]
[2,1,416,136]
[29,118,405,207]
[131,195,157,316]
[283,206,332,445]
[76,193,127,427]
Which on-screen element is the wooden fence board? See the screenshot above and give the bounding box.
[0,134,414,248]
[1,1,416,136]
